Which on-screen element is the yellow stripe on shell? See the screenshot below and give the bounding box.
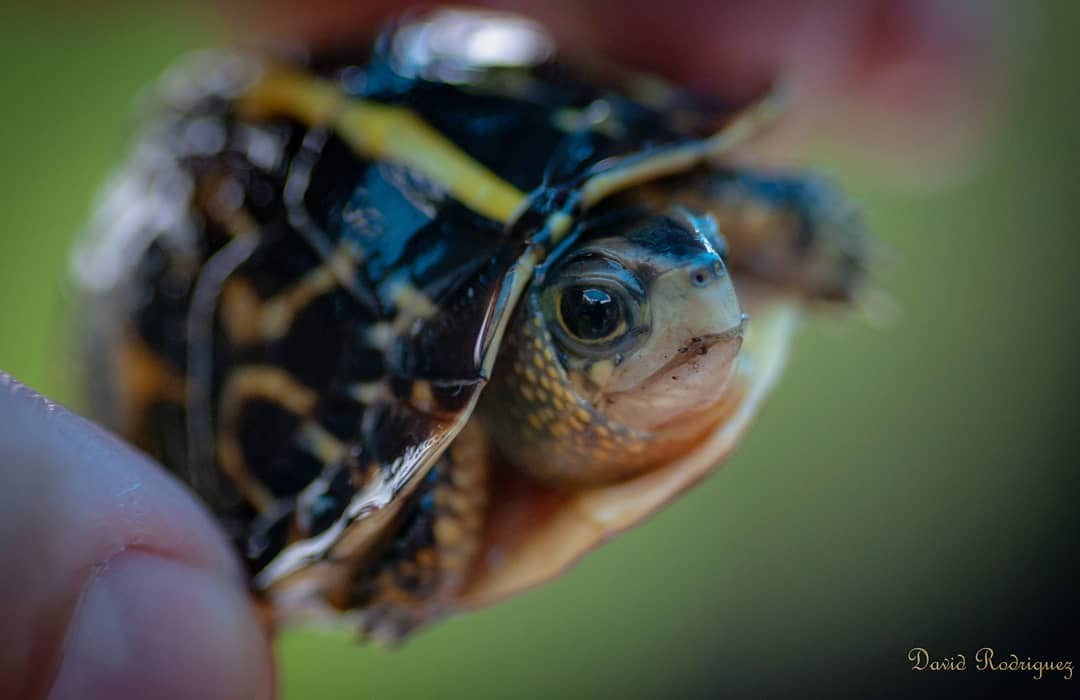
[220,278,262,345]
[260,262,341,340]
[346,381,392,405]
[217,365,319,512]
[297,421,349,466]
[117,336,189,449]
[409,380,439,415]
[382,275,441,333]
[580,87,786,209]
[703,87,788,155]
[238,70,527,224]
[220,242,364,344]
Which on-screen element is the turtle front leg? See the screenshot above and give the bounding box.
[645,168,869,302]
[348,421,490,643]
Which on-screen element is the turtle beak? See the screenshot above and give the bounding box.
[692,317,747,355]
[599,254,746,432]
[682,255,745,342]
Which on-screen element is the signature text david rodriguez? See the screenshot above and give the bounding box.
[908,647,1073,680]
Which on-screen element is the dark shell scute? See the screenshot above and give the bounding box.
[237,399,313,497]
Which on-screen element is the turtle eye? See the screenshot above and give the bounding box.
[558,285,627,343]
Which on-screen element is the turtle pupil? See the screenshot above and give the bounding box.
[561,287,620,341]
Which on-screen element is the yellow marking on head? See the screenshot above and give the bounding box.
[527,413,543,430]
[531,354,547,370]
[575,407,592,424]
[587,358,613,384]
[520,385,536,402]
[239,70,527,224]
[550,423,570,439]
[217,366,319,512]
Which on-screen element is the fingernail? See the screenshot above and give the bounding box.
[49,554,273,700]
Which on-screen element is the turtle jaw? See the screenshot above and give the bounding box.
[637,323,746,433]
[599,261,746,433]
[646,322,746,385]
[603,326,744,435]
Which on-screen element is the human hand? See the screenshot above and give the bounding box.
[0,375,274,700]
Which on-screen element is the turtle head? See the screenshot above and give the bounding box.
[483,207,746,485]
[542,208,746,429]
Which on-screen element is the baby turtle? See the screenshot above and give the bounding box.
[74,9,866,641]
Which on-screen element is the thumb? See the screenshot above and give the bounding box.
[0,373,274,700]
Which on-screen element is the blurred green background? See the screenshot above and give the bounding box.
[2,2,1077,697]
